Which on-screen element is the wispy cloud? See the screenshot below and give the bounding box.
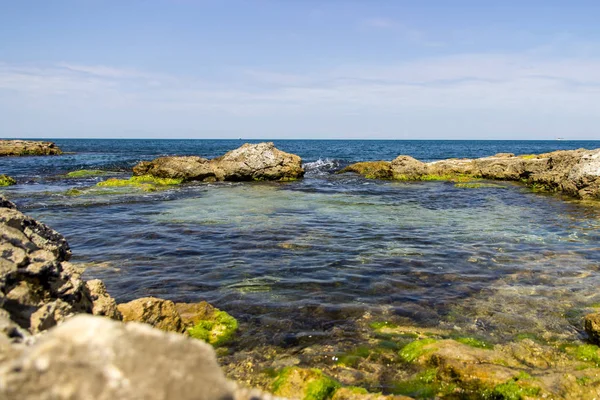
[2,48,600,138]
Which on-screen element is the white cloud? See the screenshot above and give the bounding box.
[1,49,600,138]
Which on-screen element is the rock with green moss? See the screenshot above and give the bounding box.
[95,175,182,193]
[454,182,505,189]
[175,301,238,347]
[0,174,16,186]
[399,339,438,363]
[66,169,110,178]
[272,367,340,400]
[584,312,600,345]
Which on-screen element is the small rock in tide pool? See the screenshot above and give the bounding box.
[0,174,16,186]
[584,312,600,345]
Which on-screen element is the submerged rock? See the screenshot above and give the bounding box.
[343,148,600,199]
[338,162,392,179]
[133,142,304,182]
[0,315,237,400]
[0,140,62,156]
[0,175,16,187]
[272,367,340,400]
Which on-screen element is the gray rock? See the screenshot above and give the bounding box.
[0,315,236,400]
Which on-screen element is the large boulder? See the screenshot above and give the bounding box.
[211,142,304,181]
[0,315,237,400]
[0,140,62,156]
[133,142,304,182]
[0,195,120,335]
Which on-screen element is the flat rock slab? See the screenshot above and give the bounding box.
[0,140,62,156]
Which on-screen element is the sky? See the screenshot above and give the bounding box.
[1,0,600,140]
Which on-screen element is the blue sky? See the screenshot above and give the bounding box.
[1,0,600,139]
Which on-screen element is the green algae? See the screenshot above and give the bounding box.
[369,321,399,330]
[455,336,493,349]
[187,310,238,347]
[485,379,541,400]
[0,174,16,186]
[272,367,340,400]
[399,338,438,363]
[454,183,505,189]
[66,169,108,178]
[394,173,478,183]
[574,344,600,366]
[65,188,83,196]
[391,368,458,398]
[95,175,181,193]
[336,346,371,368]
[519,154,538,160]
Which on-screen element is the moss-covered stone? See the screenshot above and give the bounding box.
[399,338,438,363]
[65,188,83,196]
[95,175,181,192]
[272,367,340,400]
[455,336,493,349]
[391,368,450,398]
[175,301,238,347]
[66,169,109,178]
[484,378,541,400]
[0,174,16,186]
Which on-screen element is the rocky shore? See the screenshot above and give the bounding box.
[340,148,600,200]
[0,140,63,157]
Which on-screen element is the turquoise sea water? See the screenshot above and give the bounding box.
[2,139,600,347]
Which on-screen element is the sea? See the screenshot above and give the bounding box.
[2,139,600,348]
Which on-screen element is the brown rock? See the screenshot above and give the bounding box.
[339,161,392,179]
[0,140,62,157]
[86,279,122,320]
[390,156,428,179]
[332,387,412,399]
[118,297,184,333]
[584,313,600,345]
[133,156,216,181]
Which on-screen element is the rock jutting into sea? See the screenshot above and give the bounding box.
[339,148,600,199]
[0,140,63,157]
[133,142,305,182]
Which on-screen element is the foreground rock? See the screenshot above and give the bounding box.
[340,149,600,199]
[133,142,304,182]
[0,195,120,336]
[0,175,16,187]
[584,312,600,345]
[0,140,62,156]
[0,315,239,400]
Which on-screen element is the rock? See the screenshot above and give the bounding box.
[584,313,600,345]
[0,195,119,335]
[272,367,340,400]
[390,156,428,180]
[0,315,237,400]
[175,301,238,347]
[118,297,185,333]
[0,140,62,156]
[338,162,392,179]
[0,175,16,187]
[133,156,216,182]
[332,387,412,400]
[212,142,304,181]
[86,280,122,320]
[344,148,600,199]
[133,142,304,182]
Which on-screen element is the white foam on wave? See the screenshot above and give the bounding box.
[303,158,344,175]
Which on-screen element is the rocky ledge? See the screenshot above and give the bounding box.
[340,148,600,199]
[133,142,304,182]
[0,140,63,157]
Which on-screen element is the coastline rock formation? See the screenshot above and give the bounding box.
[0,195,120,336]
[0,140,63,157]
[340,148,600,199]
[0,175,16,187]
[133,142,304,182]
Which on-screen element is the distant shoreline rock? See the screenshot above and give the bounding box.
[0,140,63,157]
[133,142,304,182]
[339,149,600,200]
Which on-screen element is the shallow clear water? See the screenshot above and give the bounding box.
[2,139,600,346]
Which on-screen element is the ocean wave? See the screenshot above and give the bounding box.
[303,158,346,176]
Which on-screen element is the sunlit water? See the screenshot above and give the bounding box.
[2,139,600,347]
